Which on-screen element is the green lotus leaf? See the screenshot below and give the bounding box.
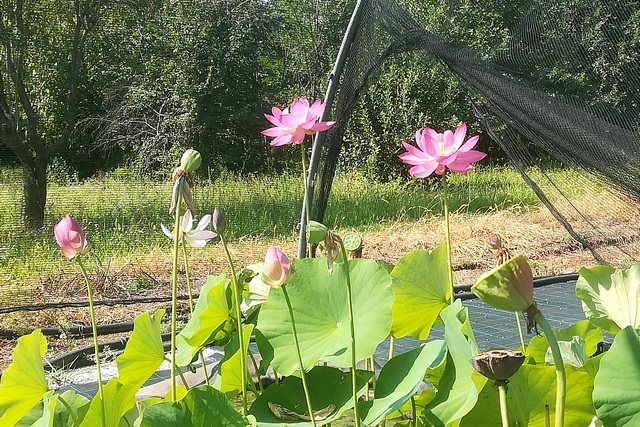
[461,364,595,426]
[79,378,137,427]
[359,340,447,425]
[526,320,602,366]
[16,390,89,427]
[257,258,393,376]
[0,330,48,426]
[249,365,372,427]
[576,263,640,333]
[390,245,451,340]
[139,385,247,427]
[593,326,640,426]
[423,300,482,427]
[213,324,254,396]
[117,309,166,389]
[176,275,231,366]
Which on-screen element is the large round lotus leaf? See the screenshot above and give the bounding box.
[257,258,393,376]
[593,326,640,427]
[390,245,451,340]
[576,263,640,334]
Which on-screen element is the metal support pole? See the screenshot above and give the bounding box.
[298,0,366,258]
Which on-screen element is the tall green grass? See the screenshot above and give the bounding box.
[0,165,592,279]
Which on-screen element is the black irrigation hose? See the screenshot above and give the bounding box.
[0,316,190,340]
[0,294,196,315]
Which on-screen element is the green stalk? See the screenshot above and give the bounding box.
[77,259,106,427]
[388,336,395,360]
[515,312,526,351]
[169,177,184,401]
[300,139,311,257]
[337,237,362,427]
[533,312,565,427]
[441,174,454,304]
[498,384,510,427]
[282,286,317,427]
[182,244,209,386]
[411,396,417,427]
[219,234,248,415]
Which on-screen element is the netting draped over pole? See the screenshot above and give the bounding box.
[310,0,640,265]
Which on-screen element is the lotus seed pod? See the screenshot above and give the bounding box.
[470,349,526,382]
[308,220,328,244]
[179,149,202,173]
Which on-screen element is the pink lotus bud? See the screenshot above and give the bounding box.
[261,246,291,288]
[54,214,90,259]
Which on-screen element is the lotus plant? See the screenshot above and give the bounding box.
[263,98,335,256]
[54,215,105,427]
[472,254,566,427]
[400,123,487,303]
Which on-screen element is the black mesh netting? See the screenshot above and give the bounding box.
[311,0,640,264]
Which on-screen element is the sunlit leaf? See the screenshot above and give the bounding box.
[117,309,166,389]
[257,258,393,376]
[390,246,451,340]
[424,300,482,427]
[139,385,246,427]
[359,340,447,425]
[526,319,602,365]
[176,275,231,366]
[79,378,137,427]
[576,263,640,333]
[460,364,595,427]
[0,330,48,425]
[593,326,640,426]
[249,366,372,427]
[213,324,254,396]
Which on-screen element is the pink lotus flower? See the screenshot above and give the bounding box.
[399,123,487,177]
[54,214,90,259]
[261,246,291,288]
[261,98,335,146]
[161,209,217,248]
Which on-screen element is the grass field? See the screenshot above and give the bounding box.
[0,165,595,280]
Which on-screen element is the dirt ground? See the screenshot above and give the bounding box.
[2,192,639,371]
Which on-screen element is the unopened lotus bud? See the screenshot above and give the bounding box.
[54,214,90,259]
[471,254,534,312]
[180,149,202,173]
[470,350,525,382]
[261,246,291,288]
[212,208,226,234]
[308,220,328,244]
[486,233,503,250]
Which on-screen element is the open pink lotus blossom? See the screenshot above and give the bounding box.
[161,209,217,248]
[261,246,291,288]
[399,123,487,177]
[261,98,335,146]
[54,214,90,259]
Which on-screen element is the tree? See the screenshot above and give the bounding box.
[0,0,105,229]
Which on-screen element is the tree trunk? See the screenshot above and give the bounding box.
[22,155,48,230]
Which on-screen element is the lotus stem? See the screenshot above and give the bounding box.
[169,176,184,401]
[282,286,317,427]
[301,139,311,257]
[182,244,209,386]
[498,383,509,427]
[77,258,106,427]
[220,233,248,415]
[533,311,565,427]
[337,237,362,427]
[411,396,417,427]
[515,312,526,350]
[388,336,395,360]
[441,174,454,304]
